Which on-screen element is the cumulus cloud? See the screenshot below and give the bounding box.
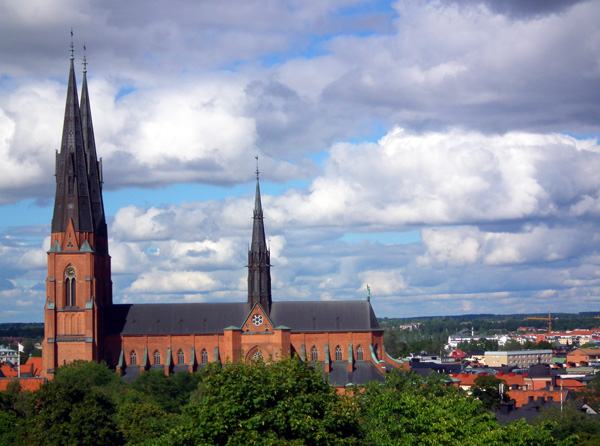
[272,129,600,227]
[2,1,600,321]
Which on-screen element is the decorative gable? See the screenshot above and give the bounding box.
[64,219,79,251]
[242,303,274,333]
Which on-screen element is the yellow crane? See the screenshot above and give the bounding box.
[526,312,552,334]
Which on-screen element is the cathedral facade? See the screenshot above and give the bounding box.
[42,56,406,386]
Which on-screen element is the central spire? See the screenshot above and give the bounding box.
[248,156,272,313]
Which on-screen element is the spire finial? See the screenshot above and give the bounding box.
[255,155,259,181]
[367,284,371,301]
[70,28,74,61]
[82,43,87,73]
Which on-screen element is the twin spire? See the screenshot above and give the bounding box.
[54,36,270,304]
[51,43,107,253]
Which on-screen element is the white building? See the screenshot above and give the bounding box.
[0,346,18,365]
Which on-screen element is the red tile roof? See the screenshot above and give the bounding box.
[25,357,42,377]
[0,365,18,378]
[450,372,525,388]
[507,389,566,408]
[0,378,45,392]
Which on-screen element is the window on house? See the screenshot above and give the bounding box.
[130,351,137,365]
[65,266,76,306]
[201,349,208,364]
[311,346,318,361]
[357,346,364,360]
[154,350,161,365]
[177,349,185,364]
[335,345,342,361]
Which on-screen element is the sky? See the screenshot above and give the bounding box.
[1,0,600,323]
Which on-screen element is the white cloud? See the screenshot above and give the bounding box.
[128,269,218,293]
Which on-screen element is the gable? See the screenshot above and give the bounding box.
[241,303,274,333]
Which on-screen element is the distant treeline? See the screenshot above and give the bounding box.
[0,323,44,340]
[380,312,600,358]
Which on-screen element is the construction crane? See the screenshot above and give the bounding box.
[526,312,553,334]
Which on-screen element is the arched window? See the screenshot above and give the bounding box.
[130,350,137,365]
[356,346,364,361]
[201,349,208,364]
[65,266,76,307]
[311,346,318,361]
[154,350,161,365]
[177,349,185,364]
[335,345,342,361]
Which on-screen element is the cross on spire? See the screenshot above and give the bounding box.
[255,155,259,181]
[70,28,74,61]
[82,43,87,73]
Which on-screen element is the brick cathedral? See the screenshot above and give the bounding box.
[41,54,405,386]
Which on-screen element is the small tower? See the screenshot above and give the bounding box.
[247,158,272,314]
[42,43,112,378]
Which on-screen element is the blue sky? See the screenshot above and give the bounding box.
[1,0,600,323]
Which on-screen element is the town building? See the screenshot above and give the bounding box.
[484,350,552,368]
[41,53,406,386]
[566,347,600,366]
[0,346,18,365]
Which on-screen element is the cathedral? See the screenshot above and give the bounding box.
[41,53,406,386]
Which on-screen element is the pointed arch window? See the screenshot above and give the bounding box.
[356,346,364,361]
[335,345,342,361]
[177,349,185,365]
[201,349,208,364]
[311,346,318,361]
[154,350,161,365]
[130,350,137,365]
[65,266,76,307]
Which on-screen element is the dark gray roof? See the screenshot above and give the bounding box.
[326,360,386,386]
[104,303,249,335]
[121,365,142,383]
[270,300,380,332]
[104,300,380,336]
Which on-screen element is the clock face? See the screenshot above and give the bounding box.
[252,314,263,326]
[65,267,76,278]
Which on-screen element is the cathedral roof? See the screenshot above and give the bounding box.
[103,300,380,336]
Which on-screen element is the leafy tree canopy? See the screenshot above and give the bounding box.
[157,357,362,446]
[357,369,563,446]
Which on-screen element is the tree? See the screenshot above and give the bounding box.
[534,400,600,445]
[129,370,202,414]
[357,369,563,446]
[457,338,499,352]
[118,402,175,445]
[156,358,362,445]
[471,374,509,410]
[22,361,123,446]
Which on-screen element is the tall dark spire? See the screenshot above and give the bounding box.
[51,54,94,234]
[80,46,108,250]
[248,157,272,313]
